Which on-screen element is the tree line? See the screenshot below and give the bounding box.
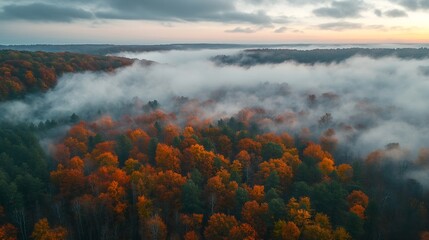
[0,50,133,100]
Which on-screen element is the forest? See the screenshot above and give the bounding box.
[0,50,133,100]
[212,48,429,66]
[0,49,428,240]
[0,109,428,240]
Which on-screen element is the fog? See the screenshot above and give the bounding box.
[1,48,429,164]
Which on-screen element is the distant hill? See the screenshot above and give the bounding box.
[212,48,429,66]
[0,50,134,100]
[0,43,297,55]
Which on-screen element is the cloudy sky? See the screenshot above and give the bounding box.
[0,0,428,44]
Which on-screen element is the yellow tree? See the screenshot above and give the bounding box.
[155,143,181,172]
[31,218,67,240]
[287,197,312,228]
[183,144,216,178]
[273,220,300,240]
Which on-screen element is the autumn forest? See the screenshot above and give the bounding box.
[0,47,429,240]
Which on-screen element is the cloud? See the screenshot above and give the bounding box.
[390,0,429,10]
[418,66,429,76]
[385,9,408,17]
[0,3,93,22]
[96,0,274,25]
[274,26,288,33]
[0,0,277,25]
[318,21,362,31]
[225,27,259,33]
[374,9,383,16]
[313,0,365,18]
[239,0,330,5]
[374,8,408,18]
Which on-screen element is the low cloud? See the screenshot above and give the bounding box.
[0,3,93,22]
[97,7,273,25]
[390,0,429,10]
[374,9,383,16]
[225,27,260,33]
[313,0,365,18]
[376,8,409,17]
[385,9,408,17]
[274,26,288,33]
[318,21,362,31]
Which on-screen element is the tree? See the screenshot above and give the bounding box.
[235,150,251,182]
[183,144,216,178]
[237,139,262,155]
[347,190,369,208]
[257,159,293,189]
[229,223,258,240]
[98,180,128,221]
[273,220,300,240]
[153,170,186,214]
[205,171,238,213]
[144,215,167,240]
[261,142,284,161]
[318,157,335,176]
[115,134,132,165]
[312,182,347,225]
[148,138,159,165]
[0,224,17,240]
[303,143,332,164]
[182,180,203,214]
[333,227,352,240]
[336,164,353,183]
[287,197,312,228]
[204,213,238,240]
[241,200,270,237]
[137,196,153,222]
[264,171,280,191]
[349,205,365,219]
[216,135,232,157]
[301,224,332,240]
[155,143,181,172]
[181,213,203,234]
[31,218,67,240]
[230,160,243,183]
[269,198,286,221]
[184,231,200,240]
[50,157,86,199]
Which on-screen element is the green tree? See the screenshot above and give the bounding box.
[182,180,203,213]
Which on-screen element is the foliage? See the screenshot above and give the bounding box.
[0,50,133,100]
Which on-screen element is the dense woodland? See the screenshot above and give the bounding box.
[0,108,428,240]
[0,50,133,100]
[0,49,429,240]
[212,48,429,66]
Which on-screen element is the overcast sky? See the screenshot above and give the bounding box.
[0,0,428,44]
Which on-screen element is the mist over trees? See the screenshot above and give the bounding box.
[0,48,429,240]
[212,48,429,66]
